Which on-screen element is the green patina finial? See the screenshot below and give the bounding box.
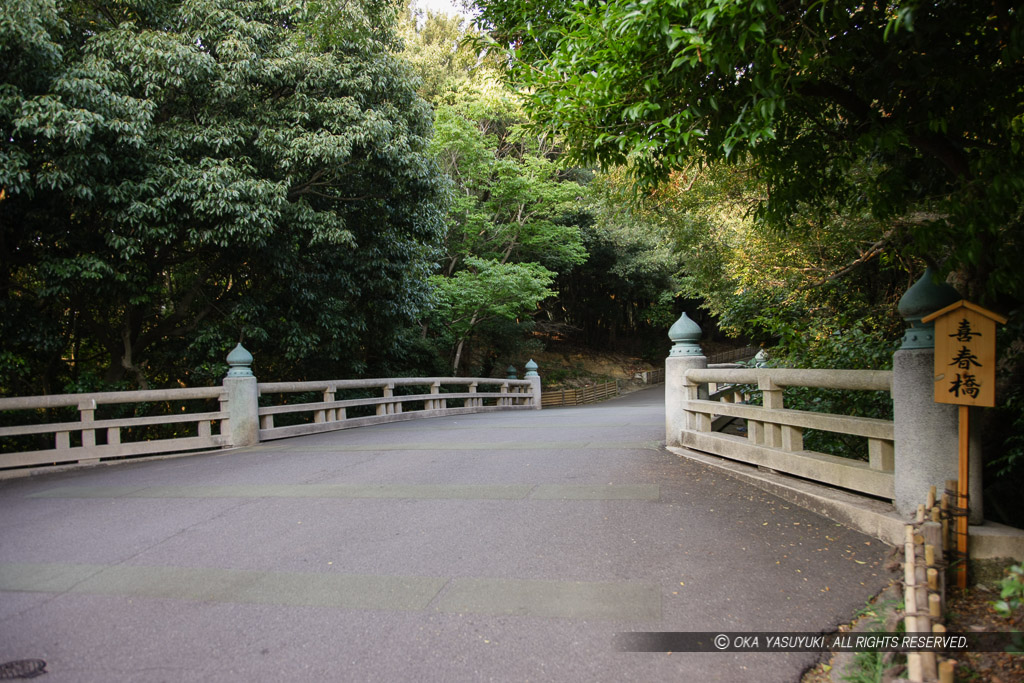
[226,343,254,377]
[506,365,518,380]
[897,267,962,349]
[524,359,539,377]
[668,312,704,357]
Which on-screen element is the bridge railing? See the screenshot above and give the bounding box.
[256,377,536,441]
[669,274,996,523]
[679,367,895,499]
[0,347,541,473]
[0,387,229,470]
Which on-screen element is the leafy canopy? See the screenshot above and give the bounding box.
[0,0,446,391]
[476,0,1024,305]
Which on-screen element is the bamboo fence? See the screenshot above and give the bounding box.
[541,381,621,408]
[902,482,961,683]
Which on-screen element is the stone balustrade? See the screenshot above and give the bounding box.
[0,350,541,474]
[679,366,895,499]
[665,268,983,519]
[255,377,537,441]
[0,387,229,471]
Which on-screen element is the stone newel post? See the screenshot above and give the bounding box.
[524,359,542,410]
[223,343,260,447]
[893,269,982,522]
[665,313,707,447]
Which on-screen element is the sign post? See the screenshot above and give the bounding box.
[921,300,1007,588]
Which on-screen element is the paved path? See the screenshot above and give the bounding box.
[0,386,893,682]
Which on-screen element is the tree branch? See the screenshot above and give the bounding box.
[798,81,971,179]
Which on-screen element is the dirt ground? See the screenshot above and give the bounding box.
[801,578,1023,683]
[945,585,1024,682]
[530,346,658,388]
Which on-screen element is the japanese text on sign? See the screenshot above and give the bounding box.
[923,300,1004,408]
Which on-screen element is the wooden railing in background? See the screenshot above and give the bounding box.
[639,368,665,385]
[541,365,667,408]
[706,346,758,364]
[541,381,620,408]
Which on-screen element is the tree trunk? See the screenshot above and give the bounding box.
[451,313,479,375]
[103,325,149,389]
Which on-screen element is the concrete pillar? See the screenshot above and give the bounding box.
[223,343,260,448]
[665,313,707,447]
[893,269,982,522]
[524,359,542,410]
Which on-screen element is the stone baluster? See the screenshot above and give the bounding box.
[893,268,981,522]
[666,313,707,446]
[223,343,259,447]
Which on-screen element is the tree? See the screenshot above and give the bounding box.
[476,0,1024,307]
[424,83,588,373]
[399,6,495,102]
[551,167,682,355]
[427,256,555,372]
[0,0,446,393]
[431,84,586,272]
[645,161,911,348]
[398,9,590,373]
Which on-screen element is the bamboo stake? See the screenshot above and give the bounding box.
[927,485,936,510]
[907,653,923,683]
[939,659,955,683]
[922,521,945,613]
[922,521,942,551]
[920,650,937,681]
[905,527,919,638]
[917,557,937,680]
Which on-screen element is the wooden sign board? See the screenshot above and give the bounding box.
[922,300,1007,407]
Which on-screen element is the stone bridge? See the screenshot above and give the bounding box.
[0,386,893,682]
[2,270,1023,681]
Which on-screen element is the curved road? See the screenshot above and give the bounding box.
[0,385,893,681]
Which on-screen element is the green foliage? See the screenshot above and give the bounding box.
[477,0,1024,308]
[419,70,587,373]
[552,166,683,354]
[992,564,1024,626]
[989,326,1024,477]
[1,0,446,392]
[430,82,586,272]
[400,7,497,102]
[987,387,1024,476]
[840,597,904,683]
[303,0,404,52]
[428,256,555,338]
[620,160,909,354]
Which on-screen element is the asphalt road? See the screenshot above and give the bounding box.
[0,385,894,682]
